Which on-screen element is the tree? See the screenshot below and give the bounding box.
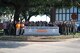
[0,0,80,22]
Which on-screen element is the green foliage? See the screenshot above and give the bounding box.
[0,6,14,15]
[1,0,80,18]
[28,0,57,15]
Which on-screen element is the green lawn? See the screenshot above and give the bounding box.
[0,32,80,41]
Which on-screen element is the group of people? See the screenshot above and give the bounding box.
[3,21,55,35]
[3,21,25,35]
[25,21,77,35]
[16,21,25,35]
[3,21,15,35]
[25,21,54,26]
[3,20,77,35]
[56,21,77,35]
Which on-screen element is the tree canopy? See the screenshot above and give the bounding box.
[0,0,80,22]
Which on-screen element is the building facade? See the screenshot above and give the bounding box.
[56,6,80,23]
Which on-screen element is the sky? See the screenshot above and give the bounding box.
[30,15,50,22]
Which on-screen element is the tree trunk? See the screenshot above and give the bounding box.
[27,16,31,21]
[50,6,56,23]
[22,10,27,21]
[14,7,21,21]
[22,11,31,21]
[13,7,22,35]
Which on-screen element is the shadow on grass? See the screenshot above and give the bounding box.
[0,41,28,48]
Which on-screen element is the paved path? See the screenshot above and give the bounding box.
[0,38,80,53]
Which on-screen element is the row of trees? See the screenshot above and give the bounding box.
[0,0,80,22]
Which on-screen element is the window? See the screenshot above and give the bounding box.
[56,7,79,21]
[63,14,65,21]
[66,9,69,13]
[63,8,66,13]
[70,7,73,13]
[78,8,80,13]
[59,9,62,13]
[70,14,72,20]
[78,14,80,21]
[66,14,70,21]
[59,14,62,21]
[56,14,58,21]
[74,7,77,13]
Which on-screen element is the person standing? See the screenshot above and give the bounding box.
[16,22,20,35]
[20,22,25,35]
[3,22,8,35]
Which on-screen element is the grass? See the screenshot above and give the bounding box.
[0,33,80,41]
